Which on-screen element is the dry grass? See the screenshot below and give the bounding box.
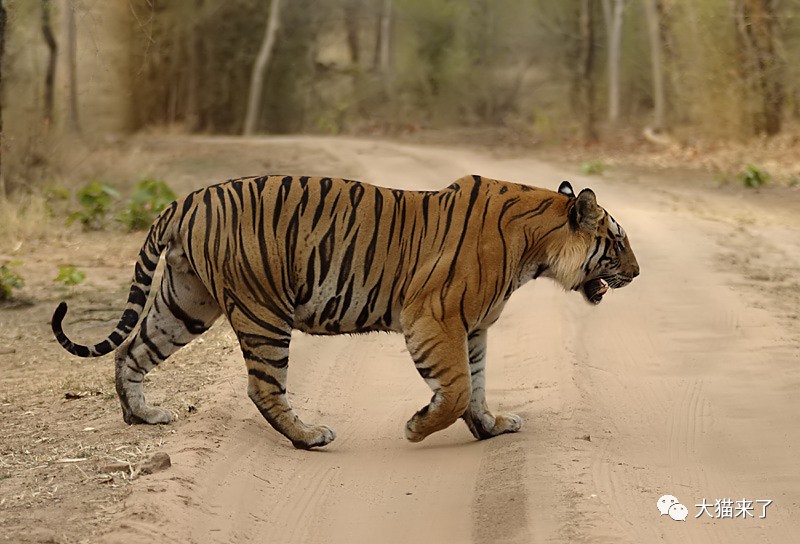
[0,193,57,254]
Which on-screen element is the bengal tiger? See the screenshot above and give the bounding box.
[52,175,639,449]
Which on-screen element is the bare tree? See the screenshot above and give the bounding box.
[243,0,282,135]
[375,0,391,90]
[42,0,58,129]
[343,0,360,66]
[185,4,200,131]
[644,0,665,130]
[602,0,624,122]
[66,0,80,133]
[0,0,5,193]
[580,0,598,142]
[732,0,784,135]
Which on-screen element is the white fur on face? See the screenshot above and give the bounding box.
[550,243,592,290]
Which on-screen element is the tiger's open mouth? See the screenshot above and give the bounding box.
[582,278,609,305]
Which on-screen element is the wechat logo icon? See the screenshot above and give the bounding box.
[657,494,688,522]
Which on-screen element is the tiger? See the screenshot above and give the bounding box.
[52,174,639,449]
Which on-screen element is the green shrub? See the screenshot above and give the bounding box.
[580,160,606,176]
[0,261,24,301]
[43,184,71,218]
[737,164,769,188]
[54,264,86,286]
[68,182,120,230]
[117,179,176,231]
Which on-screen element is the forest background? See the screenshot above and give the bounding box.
[0,0,798,198]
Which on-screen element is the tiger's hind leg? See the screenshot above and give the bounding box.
[227,300,335,449]
[402,316,472,442]
[116,246,221,425]
[461,329,522,439]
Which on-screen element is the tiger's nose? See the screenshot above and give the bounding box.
[631,264,640,278]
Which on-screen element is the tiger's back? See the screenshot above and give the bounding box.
[180,175,581,336]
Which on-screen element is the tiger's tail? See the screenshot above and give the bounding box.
[51,202,179,357]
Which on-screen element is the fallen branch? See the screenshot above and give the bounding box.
[642,126,677,148]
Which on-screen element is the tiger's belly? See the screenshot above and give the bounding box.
[292,288,402,336]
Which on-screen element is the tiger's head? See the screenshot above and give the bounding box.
[550,181,639,305]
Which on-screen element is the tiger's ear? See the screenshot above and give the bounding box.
[570,188,602,231]
[558,180,575,198]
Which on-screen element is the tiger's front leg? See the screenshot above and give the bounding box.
[228,302,335,450]
[461,328,522,439]
[402,315,472,442]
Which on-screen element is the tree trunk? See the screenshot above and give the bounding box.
[377,0,391,86]
[732,0,783,136]
[185,1,202,131]
[372,2,382,70]
[41,0,58,129]
[602,0,624,122]
[580,0,598,143]
[343,0,360,66]
[0,0,5,195]
[243,0,282,135]
[66,0,80,133]
[644,0,666,130]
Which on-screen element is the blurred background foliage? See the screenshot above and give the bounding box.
[1,0,799,193]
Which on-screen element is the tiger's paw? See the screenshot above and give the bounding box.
[291,425,336,450]
[405,420,426,443]
[493,412,523,434]
[464,411,523,440]
[124,406,173,425]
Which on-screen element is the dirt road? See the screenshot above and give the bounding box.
[4,137,800,543]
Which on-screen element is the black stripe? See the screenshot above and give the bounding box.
[119,309,140,333]
[239,333,291,349]
[164,287,209,335]
[296,247,316,306]
[273,176,292,234]
[538,219,569,242]
[363,190,383,282]
[318,221,337,286]
[508,198,553,223]
[225,288,292,335]
[284,207,301,278]
[225,184,240,231]
[355,274,384,328]
[312,177,333,230]
[248,368,287,393]
[133,262,153,289]
[584,237,602,273]
[243,350,289,369]
[338,276,355,320]
[138,319,169,362]
[139,249,157,271]
[127,284,147,307]
[343,183,365,237]
[320,296,340,324]
[299,178,310,215]
[180,191,196,220]
[337,229,359,291]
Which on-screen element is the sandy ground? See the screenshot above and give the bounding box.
[2,136,800,543]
